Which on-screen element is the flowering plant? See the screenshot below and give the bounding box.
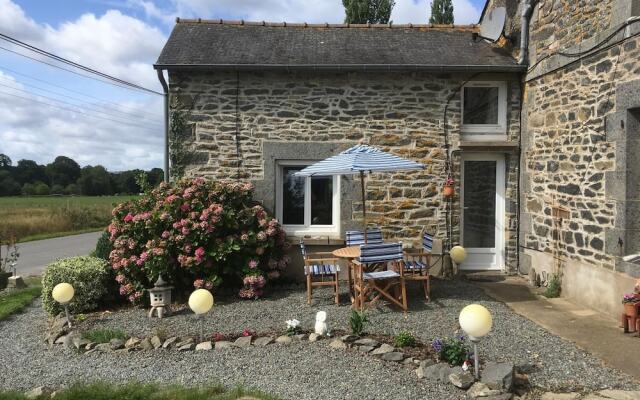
[444,177,455,186]
[431,335,470,366]
[622,293,639,304]
[285,319,301,336]
[242,329,253,337]
[108,178,290,302]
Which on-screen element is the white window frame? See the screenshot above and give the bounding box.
[275,160,341,237]
[460,81,508,139]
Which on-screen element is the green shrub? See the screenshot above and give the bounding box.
[42,256,113,316]
[349,310,368,336]
[394,331,417,348]
[94,231,112,260]
[82,329,128,343]
[544,273,562,298]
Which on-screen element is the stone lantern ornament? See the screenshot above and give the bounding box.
[148,276,173,319]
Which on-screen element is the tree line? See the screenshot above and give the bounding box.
[342,0,453,24]
[0,154,163,197]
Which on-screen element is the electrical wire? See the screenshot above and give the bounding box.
[0,82,163,129]
[0,64,163,118]
[0,32,163,95]
[0,89,160,132]
[0,77,163,125]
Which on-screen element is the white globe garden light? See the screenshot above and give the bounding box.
[52,283,75,328]
[459,304,493,379]
[189,289,214,342]
[449,245,467,264]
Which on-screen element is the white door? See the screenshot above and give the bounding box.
[459,154,505,270]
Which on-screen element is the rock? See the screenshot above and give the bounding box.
[329,339,347,349]
[7,276,26,289]
[150,335,163,349]
[214,341,232,349]
[162,337,178,349]
[73,336,90,350]
[371,343,395,355]
[340,335,358,342]
[293,334,306,341]
[140,338,153,350]
[449,372,475,389]
[275,335,293,345]
[195,341,212,351]
[419,359,436,369]
[234,336,252,348]
[415,367,426,379]
[24,386,50,399]
[358,345,375,353]
[481,362,515,391]
[177,343,194,351]
[109,338,125,351]
[485,395,512,400]
[253,337,274,346]
[381,352,404,362]
[84,342,96,351]
[95,343,112,353]
[308,333,320,342]
[125,337,141,349]
[598,390,640,400]
[541,393,581,400]
[354,338,379,347]
[467,382,502,399]
[63,333,81,350]
[54,335,67,345]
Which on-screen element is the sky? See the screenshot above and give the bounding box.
[0,0,485,171]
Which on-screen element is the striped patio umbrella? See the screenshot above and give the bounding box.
[295,144,424,242]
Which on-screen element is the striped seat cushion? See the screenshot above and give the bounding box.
[346,228,383,246]
[364,270,400,280]
[306,264,340,276]
[403,260,427,270]
[423,232,434,252]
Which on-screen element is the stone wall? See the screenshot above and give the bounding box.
[168,70,521,272]
[519,0,640,315]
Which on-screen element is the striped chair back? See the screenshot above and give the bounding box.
[358,242,403,264]
[423,232,434,252]
[299,239,307,258]
[346,228,383,246]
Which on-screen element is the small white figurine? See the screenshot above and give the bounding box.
[314,311,328,336]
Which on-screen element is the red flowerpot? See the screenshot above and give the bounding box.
[625,302,639,317]
[443,185,455,198]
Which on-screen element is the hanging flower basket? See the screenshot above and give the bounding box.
[443,177,455,198]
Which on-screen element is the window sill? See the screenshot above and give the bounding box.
[286,235,345,245]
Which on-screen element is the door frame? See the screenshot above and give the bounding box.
[459,153,506,271]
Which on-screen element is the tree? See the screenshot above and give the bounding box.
[78,165,112,196]
[0,170,20,196]
[0,154,12,169]
[343,0,395,24]
[148,168,164,188]
[46,156,81,187]
[429,0,454,24]
[14,159,47,185]
[33,181,50,196]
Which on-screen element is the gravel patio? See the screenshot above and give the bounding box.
[0,279,638,400]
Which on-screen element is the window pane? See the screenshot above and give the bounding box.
[463,161,496,248]
[463,87,499,125]
[282,167,305,225]
[311,176,333,225]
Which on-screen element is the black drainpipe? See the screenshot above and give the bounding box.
[156,68,170,183]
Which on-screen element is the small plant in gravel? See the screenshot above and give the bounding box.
[394,331,417,348]
[349,310,368,336]
[82,329,128,344]
[285,319,301,336]
[544,273,562,298]
[431,336,470,366]
[241,329,253,337]
[212,332,227,342]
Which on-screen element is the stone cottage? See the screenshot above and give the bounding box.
[154,0,640,316]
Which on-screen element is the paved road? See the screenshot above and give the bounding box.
[2,231,102,277]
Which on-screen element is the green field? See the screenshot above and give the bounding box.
[0,196,137,242]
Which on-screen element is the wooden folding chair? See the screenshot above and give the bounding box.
[300,240,340,305]
[352,242,407,312]
[345,228,383,246]
[402,232,434,301]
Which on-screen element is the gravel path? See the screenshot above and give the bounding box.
[0,279,638,399]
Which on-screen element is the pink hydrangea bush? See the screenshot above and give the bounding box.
[108,178,290,302]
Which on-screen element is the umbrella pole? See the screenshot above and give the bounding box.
[360,170,367,243]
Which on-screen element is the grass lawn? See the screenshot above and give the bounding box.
[0,196,137,242]
[0,278,42,321]
[0,382,279,400]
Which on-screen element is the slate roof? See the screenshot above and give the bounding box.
[155,19,522,72]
